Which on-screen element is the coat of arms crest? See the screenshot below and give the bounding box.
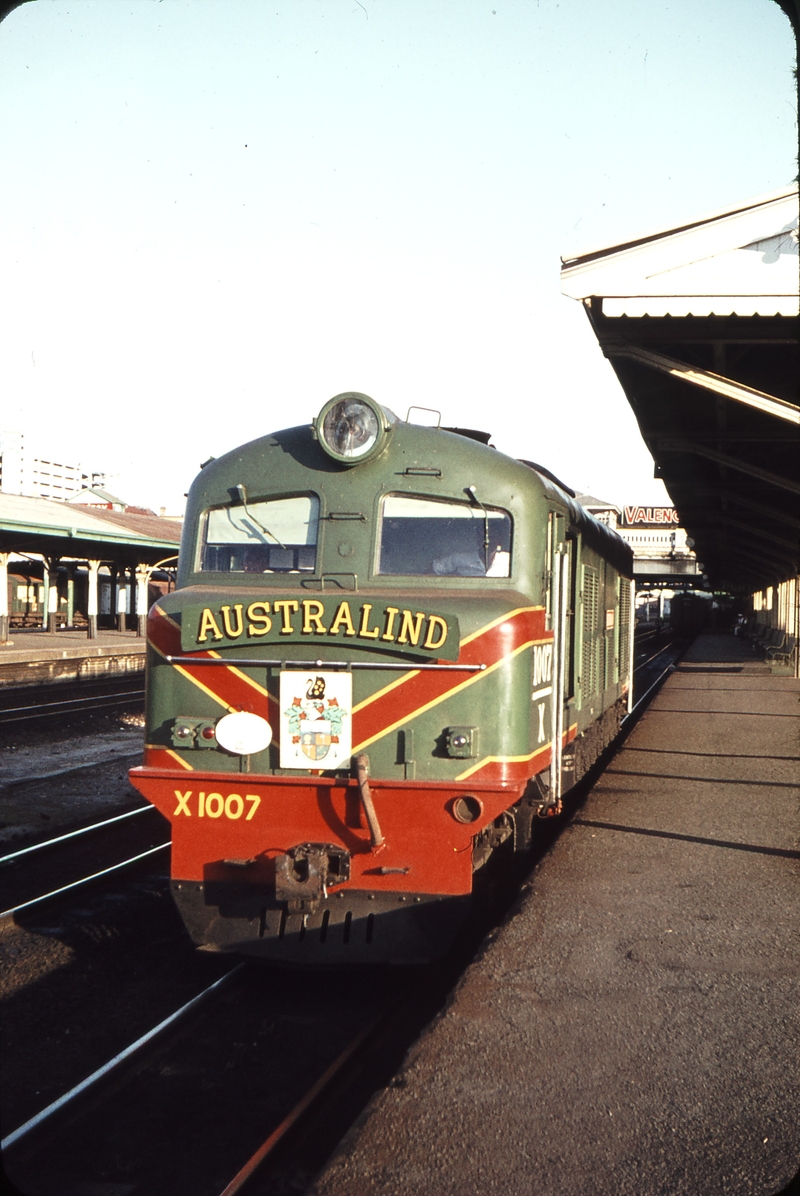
[279,671,352,769]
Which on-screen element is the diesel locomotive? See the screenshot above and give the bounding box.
[129,393,634,963]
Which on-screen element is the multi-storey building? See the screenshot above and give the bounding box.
[0,431,106,500]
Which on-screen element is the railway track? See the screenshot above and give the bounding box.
[0,803,167,919]
[2,956,408,1196]
[631,631,684,704]
[0,673,145,729]
[1,636,688,1196]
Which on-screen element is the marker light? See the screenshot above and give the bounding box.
[215,712,273,756]
[315,393,392,465]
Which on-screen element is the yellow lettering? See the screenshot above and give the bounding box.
[173,789,192,817]
[199,791,206,817]
[397,609,425,646]
[206,792,224,818]
[197,608,223,643]
[382,606,399,642]
[302,599,327,635]
[245,794,261,821]
[247,601,272,637]
[273,599,300,634]
[220,603,244,639]
[225,793,244,819]
[329,601,356,637]
[358,603,380,639]
[423,614,448,651]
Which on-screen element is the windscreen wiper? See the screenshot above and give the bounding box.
[232,484,287,549]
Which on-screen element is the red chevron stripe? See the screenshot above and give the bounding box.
[148,606,277,718]
[147,604,545,754]
[453,725,578,785]
[351,606,546,750]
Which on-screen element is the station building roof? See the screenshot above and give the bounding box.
[0,491,182,567]
[65,486,128,510]
[561,185,799,593]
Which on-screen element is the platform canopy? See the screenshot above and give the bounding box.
[0,491,182,567]
[561,185,799,593]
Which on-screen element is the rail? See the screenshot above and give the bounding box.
[0,842,169,919]
[0,805,155,866]
[1,966,244,1153]
[0,678,145,727]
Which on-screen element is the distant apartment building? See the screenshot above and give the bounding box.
[0,431,106,500]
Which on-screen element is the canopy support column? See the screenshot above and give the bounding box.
[45,557,60,634]
[0,553,9,644]
[117,567,128,633]
[66,564,76,629]
[87,560,100,639]
[135,565,149,638]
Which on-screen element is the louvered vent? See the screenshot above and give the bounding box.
[619,582,631,684]
[582,566,599,699]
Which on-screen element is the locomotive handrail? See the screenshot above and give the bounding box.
[164,655,486,672]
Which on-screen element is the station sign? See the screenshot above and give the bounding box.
[621,506,681,528]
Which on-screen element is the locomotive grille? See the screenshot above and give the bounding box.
[582,566,600,699]
[619,580,631,682]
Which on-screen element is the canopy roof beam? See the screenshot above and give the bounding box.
[605,344,800,425]
[686,517,799,554]
[672,489,800,532]
[656,440,800,497]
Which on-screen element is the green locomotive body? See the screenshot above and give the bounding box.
[130,394,633,962]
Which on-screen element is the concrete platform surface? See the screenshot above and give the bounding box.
[0,627,145,664]
[312,634,800,1196]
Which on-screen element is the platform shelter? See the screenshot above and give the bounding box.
[0,492,182,642]
[562,185,800,674]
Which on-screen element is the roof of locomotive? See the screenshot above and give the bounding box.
[189,415,633,578]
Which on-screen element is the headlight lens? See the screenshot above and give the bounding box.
[316,393,391,465]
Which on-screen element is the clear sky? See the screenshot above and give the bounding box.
[0,0,796,514]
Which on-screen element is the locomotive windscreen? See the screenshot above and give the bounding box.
[378,495,511,577]
[199,493,319,573]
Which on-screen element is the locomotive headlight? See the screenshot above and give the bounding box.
[215,712,273,756]
[315,392,392,465]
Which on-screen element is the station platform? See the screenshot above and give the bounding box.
[0,628,145,688]
[312,634,800,1196]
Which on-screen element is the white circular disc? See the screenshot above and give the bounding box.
[215,711,273,756]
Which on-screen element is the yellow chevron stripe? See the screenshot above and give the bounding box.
[206,650,271,699]
[350,606,543,718]
[455,722,578,781]
[456,744,549,780]
[152,604,547,736]
[165,747,194,771]
[173,664,236,711]
[459,604,543,648]
[351,637,537,755]
[149,634,235,712]
[151,610,267,698]
[142,745,195,771]
[352,667,421,714]
[153,604,181,629]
